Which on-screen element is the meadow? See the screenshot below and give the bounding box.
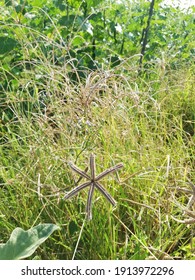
[0,0,195,260]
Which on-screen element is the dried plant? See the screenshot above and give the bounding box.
[64,154,123,220]
[186,179,195,209]
[172,180,195,224]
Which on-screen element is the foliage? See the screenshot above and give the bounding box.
[0,0,194,121]
[0,224,60,260]
[0,0,194,70]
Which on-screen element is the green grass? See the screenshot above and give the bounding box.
[0,27,195,259]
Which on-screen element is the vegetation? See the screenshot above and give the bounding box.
[0,224,60,260]
[0,0,194,259]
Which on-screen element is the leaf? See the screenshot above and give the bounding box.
[111,55,121,67]
[85,0,104,8]
[83,21,93,35]
[68,220,78,235]
[115,23,123,33]
[58,15,84,28]
[24,13,36,19]
[53,0,66,11]
[5,0,12,6]
[0,37,19,55]
[71,36,85,47]
[0,224,60,260]
[88,12,102,21]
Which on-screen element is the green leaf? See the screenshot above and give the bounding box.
[71,36,85,47]
[53,0,66,11]
[0,37,19,54]
[111,55,121,67]
[69,220,78,235]
[85,0,104,8]
[0,224,60,260]
[58,15,84,28]
[88,12,102,21]
[5,0,12,6]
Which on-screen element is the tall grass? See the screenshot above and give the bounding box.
[0,23,195,260]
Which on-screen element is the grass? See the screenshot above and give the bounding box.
[0,25,195,260]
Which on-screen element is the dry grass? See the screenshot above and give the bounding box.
[0,27,195,259]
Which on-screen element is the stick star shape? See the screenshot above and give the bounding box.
[64,154,123,220]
